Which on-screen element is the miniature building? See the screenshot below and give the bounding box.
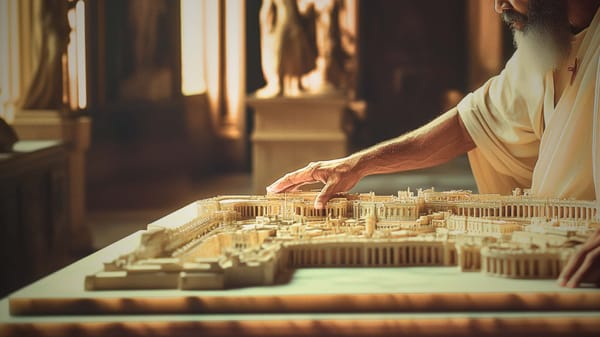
[85,188,599,290]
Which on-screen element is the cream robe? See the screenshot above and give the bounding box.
[457,8,600,203]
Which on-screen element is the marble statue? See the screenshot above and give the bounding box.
[302,0,352,92]
[21,0,70,110]
[256,0,318,97]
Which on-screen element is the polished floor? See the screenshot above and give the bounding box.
[88,155,477,249]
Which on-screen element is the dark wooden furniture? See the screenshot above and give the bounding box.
[0,141,70,297]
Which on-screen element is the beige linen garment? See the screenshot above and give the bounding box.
[457,8,600,203]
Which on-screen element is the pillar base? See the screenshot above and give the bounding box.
[248,93,348,194]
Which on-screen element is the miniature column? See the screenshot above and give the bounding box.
[508,258,514,277]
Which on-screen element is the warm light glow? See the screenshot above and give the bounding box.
[223,0,244,136]
[204,0,221,125]
[343,0,357,36]
[0,0,9,119]
[66,1,87,110]
[9,0,20,111]
[0,0,20,121]
[62,54,69,105]
[76,0,87,109]
[181,0,246,138]
[180,0,206,96]
[67,7,78,110]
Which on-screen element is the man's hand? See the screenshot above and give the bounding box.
[558,228,600,287]
[266,156,363,209]
[267,109,475,210]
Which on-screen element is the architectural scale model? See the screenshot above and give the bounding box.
[85,188,599,290]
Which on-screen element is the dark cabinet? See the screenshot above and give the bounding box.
[0,141,70,297]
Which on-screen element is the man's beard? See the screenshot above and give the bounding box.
[503,0,572,75]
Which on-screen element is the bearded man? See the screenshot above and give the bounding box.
[267,0,600,287]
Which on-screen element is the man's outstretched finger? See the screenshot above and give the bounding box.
[314,180,339,209]
[267,169,314,193]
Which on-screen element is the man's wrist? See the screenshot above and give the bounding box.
[347,152,372,178]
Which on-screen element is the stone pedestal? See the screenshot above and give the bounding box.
[248,94,348,194]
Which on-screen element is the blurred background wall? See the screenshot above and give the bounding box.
[0,0,515,296]
[84,0,513,209]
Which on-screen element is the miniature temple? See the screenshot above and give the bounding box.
[85,188,599,290]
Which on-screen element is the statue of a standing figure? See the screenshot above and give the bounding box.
[299,0,354,93]
[257,0,318,97]
[21,0,70,110]
[319,0,352,90]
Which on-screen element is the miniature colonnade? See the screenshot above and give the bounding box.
[446,216,521,234]
[227,199,420,222]
[285,241,456,268]
[481,249,564,278]
[455,202,597,220]
[226,196,598,224]
[233,201,349,219]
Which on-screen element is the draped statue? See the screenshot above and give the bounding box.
[257,0,355,98]
[21,0,70,110]
[257,0,318,97]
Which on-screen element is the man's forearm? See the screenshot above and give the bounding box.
[351,108,476,177]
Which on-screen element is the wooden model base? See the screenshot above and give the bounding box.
[85,188,599,290]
